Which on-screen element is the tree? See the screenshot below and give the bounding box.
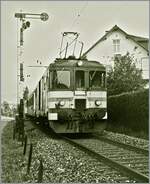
[2,101,11,116]
[23,86,29,101]
[107,53,146,96]
[12,105,17,117]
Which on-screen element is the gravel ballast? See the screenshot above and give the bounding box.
[103,131,149,150]
[29,138,124,183]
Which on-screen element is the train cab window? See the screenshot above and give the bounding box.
[51,70,70,89]
[89,71,106,89]
[75,70,85,89]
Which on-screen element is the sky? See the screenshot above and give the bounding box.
[1,1,149,105]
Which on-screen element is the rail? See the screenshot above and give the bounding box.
[93,134,149,156]
[61,136,149,183]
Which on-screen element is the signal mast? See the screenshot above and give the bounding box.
[14,12,49,115]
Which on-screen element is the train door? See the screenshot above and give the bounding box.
[35,88,38,116]
[45,70,49,116]
[43,76,46,114]
[39,81,41,111]
[41,77,45,114]
[33,92,35,113]
[39,80,43,115]
[37,84,39,116]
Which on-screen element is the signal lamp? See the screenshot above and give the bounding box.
[26,21,30,27]
[22,21,30,30]
[22,23,27,29]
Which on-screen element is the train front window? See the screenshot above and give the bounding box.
[75,70,85,89]
[89,71,106,89]
[51,70,70,89]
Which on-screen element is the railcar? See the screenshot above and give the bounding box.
[27,56,107,133]
[27,32,107,133]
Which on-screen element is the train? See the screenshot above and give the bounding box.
[26,32,107,133]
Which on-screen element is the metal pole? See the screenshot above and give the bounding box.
[65,42,68,58]
[72,36,78,56]
[59,34,64,58]
[15,12,49,106]
[79,42,84,58]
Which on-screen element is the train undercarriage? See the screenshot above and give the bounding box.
[27,108,107,133]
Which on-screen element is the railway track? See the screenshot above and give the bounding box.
[62,135,149,183]
[93,134,148,155]
[24,119,149,182]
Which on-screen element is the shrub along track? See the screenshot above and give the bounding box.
[61,135,149,183]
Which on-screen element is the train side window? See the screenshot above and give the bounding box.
[75,70,85,89]
[39,81,41,110]
[49,71,52,89]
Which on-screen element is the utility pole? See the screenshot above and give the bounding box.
[14,12,49,115]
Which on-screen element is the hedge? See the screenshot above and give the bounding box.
[107,89,149,132]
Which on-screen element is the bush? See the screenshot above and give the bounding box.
[108,89,149,133]
[107,53,147,96]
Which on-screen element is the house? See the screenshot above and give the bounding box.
[82,25,149,80]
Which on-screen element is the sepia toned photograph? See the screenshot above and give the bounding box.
[1,0,149,183]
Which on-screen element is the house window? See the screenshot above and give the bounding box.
[113,39,120,53]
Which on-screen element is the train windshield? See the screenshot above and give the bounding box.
[75,70,85,90]
[51,70,70,89]
[89,71,106,89]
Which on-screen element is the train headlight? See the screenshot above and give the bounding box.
[77,61,83,66]
[95,100,101,106]
[59,100,65,106]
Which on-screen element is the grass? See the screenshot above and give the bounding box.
[1,121,31,183]
[106,123,149,140]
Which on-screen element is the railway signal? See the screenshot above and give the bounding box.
[15,12,49,21]
[40,13,49,21]
[15,12,48,46]
[20,21,30,46]
[14,11,49,108]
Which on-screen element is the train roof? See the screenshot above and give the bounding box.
[49,57,105,69]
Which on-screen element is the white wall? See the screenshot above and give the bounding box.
[86,30,149,79]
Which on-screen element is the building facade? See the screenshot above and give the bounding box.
[83,25,149,80]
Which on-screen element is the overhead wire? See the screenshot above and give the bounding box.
[59,1,88,56]
[68,1,89,30]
